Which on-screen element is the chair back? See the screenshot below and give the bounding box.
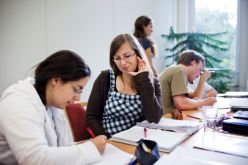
[65,103,88,142]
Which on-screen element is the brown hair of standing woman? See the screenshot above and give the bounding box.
[134,15,152,38]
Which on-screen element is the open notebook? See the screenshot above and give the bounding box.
[137,118,201,134]
[111,125,196,153]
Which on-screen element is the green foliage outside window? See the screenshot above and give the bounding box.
[161,27,231,93]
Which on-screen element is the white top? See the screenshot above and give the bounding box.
[0,77,102,165]
[187,77,213,98]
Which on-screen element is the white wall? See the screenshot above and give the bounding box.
[0,0,46,93]
[0,0,174,101]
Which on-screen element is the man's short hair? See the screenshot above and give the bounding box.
[177,50,205,66]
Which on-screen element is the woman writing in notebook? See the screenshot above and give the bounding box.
[0,50,106,165]
[87,34,163,138]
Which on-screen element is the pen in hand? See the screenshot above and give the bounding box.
[87,128,107,155]
[87,127,96,138]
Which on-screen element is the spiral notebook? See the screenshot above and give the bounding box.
[92,144,131,165]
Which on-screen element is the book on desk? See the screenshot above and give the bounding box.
[221,97,248,135]
[222,118,248,135]
[193,132,248,159]
[229,98,248,111]
[219,91,248,98]
[110,118,201,153]
[155,146,248,165]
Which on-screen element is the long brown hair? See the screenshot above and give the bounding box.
[109,34,153,76]
[134,15,152,38]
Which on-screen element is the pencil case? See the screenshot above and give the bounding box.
[134,139,160,165]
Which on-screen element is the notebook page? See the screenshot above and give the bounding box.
[92,144,131,165]
[111,126,190,152]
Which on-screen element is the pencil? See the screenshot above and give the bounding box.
[187,115,202,121]
[87,127,96,138]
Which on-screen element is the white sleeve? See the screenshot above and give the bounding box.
[1,100,102,165]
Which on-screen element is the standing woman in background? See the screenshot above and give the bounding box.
[87,34,163,138]
[134,15,158,77]
[0,50,106,165]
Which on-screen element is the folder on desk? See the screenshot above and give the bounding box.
[229,98,248,111]
[222,118,248,135]
[223,91,248,98]
[194,132,248,158]
[155,146,248,165]
[111,125,196,153]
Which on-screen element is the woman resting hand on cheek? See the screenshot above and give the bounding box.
[87,34,163,138]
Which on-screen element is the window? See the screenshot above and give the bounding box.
[195,0,237,70]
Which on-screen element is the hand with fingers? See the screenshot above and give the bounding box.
[91,135,107,155]
[201,70,211,81]
[172,109,183,120]
[128,57,149,76]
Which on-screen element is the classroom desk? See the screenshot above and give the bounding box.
[108,97,247,156]
[107,110,205,155]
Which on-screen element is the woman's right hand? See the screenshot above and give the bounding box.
[91,135,107,155]
[128,57,149,76]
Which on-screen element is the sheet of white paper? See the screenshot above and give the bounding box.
[92,144,131,165]
[155,146,248,165]
[194,132,248,158]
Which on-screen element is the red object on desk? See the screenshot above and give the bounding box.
[144,128,147,138]
[87,127,96,138]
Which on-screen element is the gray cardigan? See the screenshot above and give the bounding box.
[86,70,163,138]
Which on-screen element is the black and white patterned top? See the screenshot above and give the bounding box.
[102,70,143,136]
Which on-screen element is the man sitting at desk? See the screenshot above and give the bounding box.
[159,50,217,119]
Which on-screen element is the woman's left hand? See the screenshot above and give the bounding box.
[128,57,149,76]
